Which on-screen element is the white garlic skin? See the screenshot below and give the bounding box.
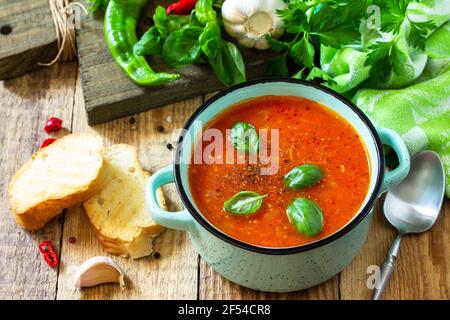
[73,256,125,290]
[222,0,287,50]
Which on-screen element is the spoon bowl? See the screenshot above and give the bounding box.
[372,151,445,300]
[384,151,445,235]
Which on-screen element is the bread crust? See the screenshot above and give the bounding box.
[8,133,104,230]
[88,188,167,258]
[83,144,166,259]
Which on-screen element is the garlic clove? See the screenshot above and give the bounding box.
[239,37,257,49]
[222,0,287,50]
[255,37,271,50]
[222,1,247,24]
[73,256,125,290]
[224,23,246,38]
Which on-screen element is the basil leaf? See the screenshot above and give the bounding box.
[231,122,259,153]
[199,21,221,59]
[286,198,323,237]
[208,40,246,86]
[153,6,189,35]
[284,164,324,189]
[134,26,163,56]
[162,26,204,68]
[224,191,267,215]
[195,0,217,26]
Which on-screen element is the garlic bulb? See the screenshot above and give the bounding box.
[73,256,126,290]
[222,0,287,50]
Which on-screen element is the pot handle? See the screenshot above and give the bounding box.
[146,165,195,232]
[377,127,410,193]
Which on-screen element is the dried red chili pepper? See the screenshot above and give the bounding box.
[41,138,56,148]
[166,0,198,15]
[44,117,63,133]
[38,240,59,268]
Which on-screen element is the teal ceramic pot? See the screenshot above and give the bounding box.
[146,79,410,292]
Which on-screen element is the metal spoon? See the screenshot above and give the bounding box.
[372,151,445,300]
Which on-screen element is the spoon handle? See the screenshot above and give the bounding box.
[371,234,403,300]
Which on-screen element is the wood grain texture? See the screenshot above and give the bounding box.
[0,0,58,80]
[0,63,77,299]
[340,201,450,300]
[76,0,276,125]
[0,65,449,300]
[55,73,200,299]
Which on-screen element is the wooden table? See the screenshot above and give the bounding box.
[0,62,449,300]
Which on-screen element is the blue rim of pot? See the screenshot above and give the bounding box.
[173,77,384,255]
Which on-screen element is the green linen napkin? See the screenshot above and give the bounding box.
[318,2,450,197]
[353,60,450,197]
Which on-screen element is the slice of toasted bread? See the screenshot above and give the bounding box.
[9,133,104,230]
[83,144,166,259]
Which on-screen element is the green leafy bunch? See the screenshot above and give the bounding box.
[365,0,436,81]
[267,0,436,84]
[134,0,245,86]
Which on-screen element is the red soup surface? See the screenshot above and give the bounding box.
[188,96,370,247]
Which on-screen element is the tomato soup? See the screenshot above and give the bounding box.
[188,96,370,247]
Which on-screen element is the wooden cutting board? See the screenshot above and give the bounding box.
[0,0,275,124]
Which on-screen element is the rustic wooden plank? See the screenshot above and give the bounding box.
[340,201,450,299]
[0,0,58,80]
[55,73,200,299]
[0,62,77,299]
[76,0,276,125]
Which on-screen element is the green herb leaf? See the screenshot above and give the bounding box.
[208,40,246,85]
[153,5,190,35]
[162,26,204,68]
[199,21,221,59]
[276,4,309,33]
[284,164,324,189]
[224,191,267,215]
[195,0,217,25]
[266,35,290,52]
[312,27,359,48]
[290,37,315,67]
[306,67,334,82]
[286,198,323,237]
[266,54,289,77]
[231,122,259,153]
[134,26,163,56]
[292,66,308,80]
[365,40,408,80]
[380,0,409,34]
[408,20,436,50]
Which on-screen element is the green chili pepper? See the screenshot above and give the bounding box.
[104,0,180,86]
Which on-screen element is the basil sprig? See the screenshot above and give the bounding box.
[286,198,323,237]
[284,164,324,189]
[231,122,259,154]
[223,191,267,215]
